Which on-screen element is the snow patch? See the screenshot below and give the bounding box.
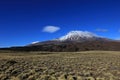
[31,41,39,44]
[57,31,99,41]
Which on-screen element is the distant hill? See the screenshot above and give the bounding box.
[1,31,120,52]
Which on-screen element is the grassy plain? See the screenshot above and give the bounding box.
[0,51,120,80]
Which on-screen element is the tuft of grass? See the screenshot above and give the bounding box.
[0,51,120,80]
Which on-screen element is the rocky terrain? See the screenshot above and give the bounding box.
[0,51,120,80]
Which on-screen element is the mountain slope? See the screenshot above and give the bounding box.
[1,40,120,52]
[1,31,120,52]
[29,31,111,46]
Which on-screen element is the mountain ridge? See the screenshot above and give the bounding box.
[0,31,120,52]
[30,31,113,46]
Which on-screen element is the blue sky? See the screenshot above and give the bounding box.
[0,0,120,47]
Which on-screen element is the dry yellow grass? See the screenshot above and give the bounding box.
[0,51,120,80]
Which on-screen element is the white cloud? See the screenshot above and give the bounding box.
[95,29,108,32]
[42,26,60,33]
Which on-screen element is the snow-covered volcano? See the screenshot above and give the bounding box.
[56,31,101,41]
[2,30,120,52]
[30,30,109,46]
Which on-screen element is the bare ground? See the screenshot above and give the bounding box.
[0,51,120,80]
